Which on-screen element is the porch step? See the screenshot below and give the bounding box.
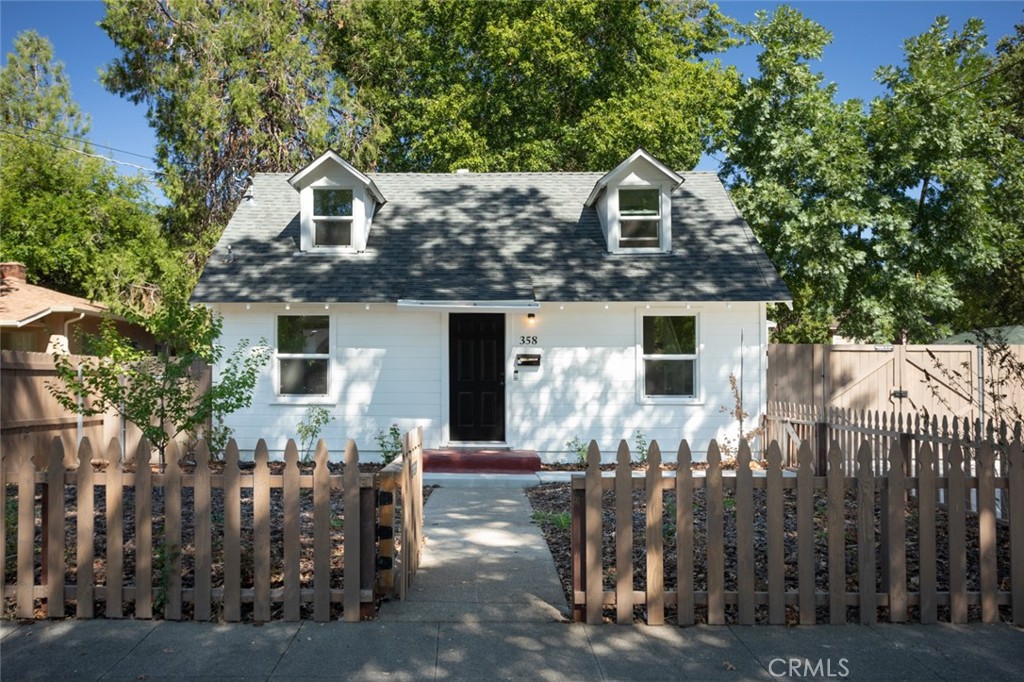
[423,449,541,473]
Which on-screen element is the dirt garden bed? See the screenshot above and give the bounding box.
[526,480,1012,625]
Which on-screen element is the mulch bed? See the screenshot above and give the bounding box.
[526,479,1013,625]
[3,461,431,623]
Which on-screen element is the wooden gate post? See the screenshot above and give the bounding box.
[570,480,586,622]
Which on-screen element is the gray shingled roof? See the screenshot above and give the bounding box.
[192,171,790,303]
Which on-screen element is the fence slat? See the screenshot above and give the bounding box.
[134,438,153,619]
[193,441,212,622]
[646,441,663,625]
[766,441,785,624]
[615,440,633,624]
[253,440,271,623]
[104,438,123,618]
[282,440,301,621]
[676,440,694,626]
[826,440,845,624]
[313,439,331,622]
[886,440,906,622]
[917,443,937,624]
[1010,440,1024,627]
[797,441,815,625]
[46,438,65,618]
[977,441,997,623]
[16,444,34,619]
[343,440,361,623]
[585,441,603,624]
[856,441,875,624]
[947,442,967,623]
[706,440,725,625]
[223,439,241,622]
[76,438,95,618]
[164,441,182,620]
[736,439,755,625]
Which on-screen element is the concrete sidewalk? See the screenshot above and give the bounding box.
[3,617,1023,681]
[2,482,1023,681]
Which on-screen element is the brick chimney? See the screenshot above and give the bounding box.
[0,262,26,282]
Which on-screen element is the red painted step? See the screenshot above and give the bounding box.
[423,449,541,473]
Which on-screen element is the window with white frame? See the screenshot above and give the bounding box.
[619,188,661,249]
[641,315,697,398]
[313,188,353,247]
[277,315,330,395]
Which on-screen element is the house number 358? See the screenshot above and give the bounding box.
[519,336,538,345]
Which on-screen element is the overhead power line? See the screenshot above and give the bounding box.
[1,121,158,162]
[0,127,161,176]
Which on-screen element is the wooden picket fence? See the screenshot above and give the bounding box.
[1,431,425,622]
[571,434,1024,626]
[377,426,424,600]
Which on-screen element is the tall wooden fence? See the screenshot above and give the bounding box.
[767,343,1024,423]
[0,350,211,466]
[2,431,424,622]
[0,351,138,466]
[571,435,1023,626]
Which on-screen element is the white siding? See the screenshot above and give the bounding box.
[505,303,765,462]
[213,304,442,460]
[213,301,767,463]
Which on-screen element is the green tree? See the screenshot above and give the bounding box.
[722,9,1024,343]
[720,7,871,342]
[0,31,186,308]
[101,0,359,253]
[951,18,1024,330]
[49,297,271,460]
[859,16,1019,342]
[330,0,740,172]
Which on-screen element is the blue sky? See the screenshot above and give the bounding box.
[2,0,1021,183]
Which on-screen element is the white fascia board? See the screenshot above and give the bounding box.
[396,299,540,311]
[584,147,685,207]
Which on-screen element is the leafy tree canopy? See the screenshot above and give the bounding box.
[722,9,1024,343]
[101,0,360,251]
[330,0,740,172]
[0,30,188,309]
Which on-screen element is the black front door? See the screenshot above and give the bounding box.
[449,313,505,441]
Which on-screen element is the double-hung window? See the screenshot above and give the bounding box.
[313,188,353,247]
[619,188,661,249]
[277,315,330,396]
[641,315,697,399]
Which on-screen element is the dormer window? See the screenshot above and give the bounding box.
[618,188,661,249]
[313,189,354,247]
[584,148,683,255]
[289,151,387,254]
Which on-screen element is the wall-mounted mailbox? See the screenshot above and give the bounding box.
[515,354,541,367]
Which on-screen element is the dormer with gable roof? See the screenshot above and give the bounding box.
[288,150,387,253]
[584,148,684,254]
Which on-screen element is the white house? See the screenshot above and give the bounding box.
[191,149,791,462]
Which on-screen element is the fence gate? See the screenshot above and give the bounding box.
[769,344,982,419]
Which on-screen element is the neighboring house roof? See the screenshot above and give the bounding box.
[0,273,106,327]
[192,169,791,304]
[936,326,1024,346]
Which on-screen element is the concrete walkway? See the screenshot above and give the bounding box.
[380,485,568,623]
[2,481,1023,681]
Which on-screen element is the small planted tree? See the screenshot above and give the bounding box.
[49,298,270,462]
